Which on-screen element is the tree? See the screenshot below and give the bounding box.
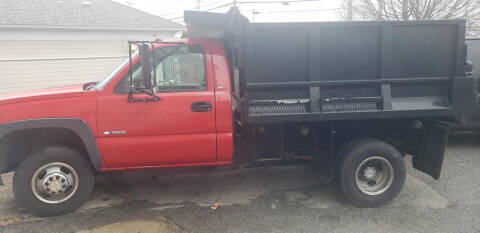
[341,0,480,36]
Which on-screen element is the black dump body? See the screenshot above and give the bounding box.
[185,8,476,124]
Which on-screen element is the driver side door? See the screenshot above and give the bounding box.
[96,42,217,169]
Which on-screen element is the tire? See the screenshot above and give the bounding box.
[337,138,406,207]
[13,146,94,216]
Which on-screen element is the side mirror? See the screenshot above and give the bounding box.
[140,44,153,88]
[127,41,160,103]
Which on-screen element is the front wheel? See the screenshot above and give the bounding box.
[13,146,94,216]
[338,139,406,207]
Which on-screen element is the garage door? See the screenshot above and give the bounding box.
[0,39,128,95]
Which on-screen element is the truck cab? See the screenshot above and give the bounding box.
[93,40,234,169]
[0,39,234,171]
[0,38,236,216]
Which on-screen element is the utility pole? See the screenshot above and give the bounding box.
[347,0,352,21]
[252,9,260,23]
[401,0,408,20]
[233,0,237,7]
[197,0,200,10]
[125,0,133,8]
[378,1,383,20]
[465,0,470,19]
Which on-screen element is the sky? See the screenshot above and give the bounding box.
[112,0,344,24]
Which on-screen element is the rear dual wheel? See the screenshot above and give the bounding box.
[338,139,406,207]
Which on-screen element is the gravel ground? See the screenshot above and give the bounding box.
[0,132,479,233]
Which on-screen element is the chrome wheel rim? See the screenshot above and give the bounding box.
[30,162,79,204]
[355,157,394,196]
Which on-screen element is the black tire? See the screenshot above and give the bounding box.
[13,146,94,216]
[337,138,406,207]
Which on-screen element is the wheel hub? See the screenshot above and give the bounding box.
[31,162,78,204]
[363,166,377,180]
[42,173,69,194]
[355,157,394,196]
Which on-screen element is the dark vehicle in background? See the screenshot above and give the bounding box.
[467,39,480,124]
[467,38,480,78]
[453,38,480,129]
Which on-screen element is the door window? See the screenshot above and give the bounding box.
[156,46,206,91]
[115,45,206,93]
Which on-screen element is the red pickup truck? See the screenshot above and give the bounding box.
[0,9,476,216]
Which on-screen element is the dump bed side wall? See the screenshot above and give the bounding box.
[249,23,458,84]
[240,21,474,124]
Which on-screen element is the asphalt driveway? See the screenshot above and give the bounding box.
[0,132,479,233]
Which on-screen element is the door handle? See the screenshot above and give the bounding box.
[191,101,212,112]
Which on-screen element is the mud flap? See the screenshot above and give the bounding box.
[315,123,335,184]
[412,122,450,180]
[0,173,3,186]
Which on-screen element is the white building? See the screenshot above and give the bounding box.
[0,0,184,94]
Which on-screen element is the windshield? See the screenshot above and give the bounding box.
[90,44,182,91]
[92,53,137,90]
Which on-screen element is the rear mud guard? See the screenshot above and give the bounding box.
[0,173,4,186]
[412,121,450,180]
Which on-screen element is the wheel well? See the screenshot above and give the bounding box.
[332,119,420,156]
[0,127,91,172]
